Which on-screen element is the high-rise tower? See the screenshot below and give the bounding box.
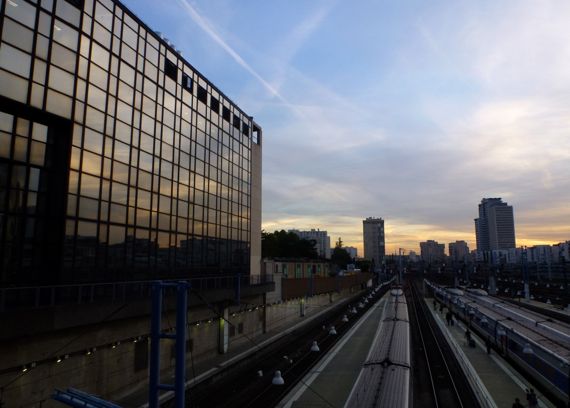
[363,217,385,269]
[475,198,516,251]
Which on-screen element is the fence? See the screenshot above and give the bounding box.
[0,274,274,312]
[281,273,372,299]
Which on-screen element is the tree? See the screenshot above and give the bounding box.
[261,230,318,259]
[331,237,351,269]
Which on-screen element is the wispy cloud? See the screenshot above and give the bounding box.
[268,1,336,94]
[150,0,570,253]
[176,0,287,102]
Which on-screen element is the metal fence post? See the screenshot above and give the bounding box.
[175,283,188,408]
[149,282,162,408]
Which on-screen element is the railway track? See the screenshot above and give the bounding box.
[180,284,389,408]
[407,280,479,408]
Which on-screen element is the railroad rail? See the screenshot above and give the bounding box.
[408,280,479,408]
[177,283,391,408]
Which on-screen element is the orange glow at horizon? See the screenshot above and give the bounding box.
[262,216,569,258]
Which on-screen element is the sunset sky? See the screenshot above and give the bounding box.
[124,0,570,255]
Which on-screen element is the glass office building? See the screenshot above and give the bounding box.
[0,0,262,286]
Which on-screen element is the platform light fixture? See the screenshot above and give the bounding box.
[523,343,534,355]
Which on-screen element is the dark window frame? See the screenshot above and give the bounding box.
[232,115,240,130]
[182,73,193,92]
[164,59,178,81]
[222,106,230,122]
[210,96,219,114]
[197,85,207,104]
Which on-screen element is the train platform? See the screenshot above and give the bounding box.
[428,303,556,408]
[278,294,389,408]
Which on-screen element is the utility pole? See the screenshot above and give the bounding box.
[522,247,530,301]
[398,248,404,284]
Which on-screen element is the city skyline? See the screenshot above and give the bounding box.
[123,0,570,254]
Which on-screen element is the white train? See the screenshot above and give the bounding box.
[429,280,570,405]
[345,287,411,408]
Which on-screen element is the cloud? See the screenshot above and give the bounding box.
[176,0,286,102]
[268,1,337,94]
[166,0,570,253]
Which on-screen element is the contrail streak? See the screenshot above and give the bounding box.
[176,0,288,104]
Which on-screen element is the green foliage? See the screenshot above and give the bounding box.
[335,237,343,248]
[262,230,319,259]
[331,237,351,268]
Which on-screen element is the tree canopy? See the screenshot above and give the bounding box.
[262,230,319,259]
[331,237,352,269]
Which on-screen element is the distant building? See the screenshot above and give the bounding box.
[262,258,331,279]
[408,250,419,263]
[448,241,470,262]
[553,241,570,263]
[420,240,445,262]
[527,245,554,264]
[289,229,331,259]
[363,217,385,269]
[489,249,517,264]
[474,198,516,251]
[344,246,358,259]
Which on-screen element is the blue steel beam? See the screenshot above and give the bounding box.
[52,388,121,408]
[148,281,189,408]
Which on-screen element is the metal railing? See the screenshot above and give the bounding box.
[0,274,274,312]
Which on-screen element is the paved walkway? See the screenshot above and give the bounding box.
[116,297,355,407]
[279,294,388,408]
[429,302,556,408]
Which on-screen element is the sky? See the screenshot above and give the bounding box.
[123,0,570,255]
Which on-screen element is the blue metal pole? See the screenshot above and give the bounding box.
[175,283,188,408]
[149,281,162,408]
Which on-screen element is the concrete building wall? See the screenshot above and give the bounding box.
[0,283,364,407]
[250,131,262,277]
[0,294,270,406]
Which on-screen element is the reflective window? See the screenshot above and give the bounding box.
[0,43,32,78]
[0,0,255,283]
[80,173,100,198]
[94,1,113,29]
[53,20,79,50]
[56,0,80,27]
[48,66,75,96]
[2,18,34,52]
[79,196,99,219]
[92,22,111,48]
[91,42,110,69]
[5,0,37,29]
[81,150,101,175]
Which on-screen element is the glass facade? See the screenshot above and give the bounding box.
[0,0,261,286]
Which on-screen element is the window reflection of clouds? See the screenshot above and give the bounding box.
[0,0,254,277]
[80,173,100,199]
[53,20,78,50]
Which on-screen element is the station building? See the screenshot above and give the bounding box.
[0,0,269,404]
[0,0,262,286]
